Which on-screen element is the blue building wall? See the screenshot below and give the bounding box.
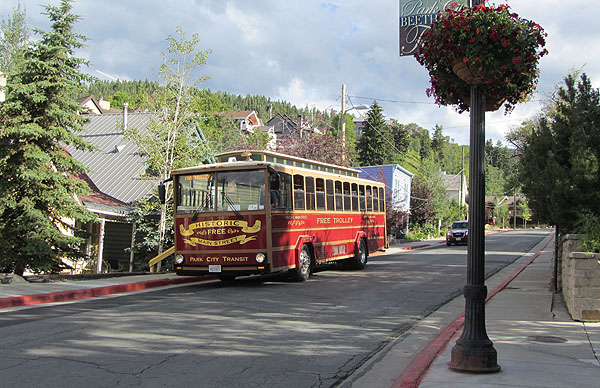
[355,165,413,212]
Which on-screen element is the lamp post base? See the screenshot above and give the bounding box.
[448,341,501,373]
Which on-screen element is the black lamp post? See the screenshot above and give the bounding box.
[448,0,501,374]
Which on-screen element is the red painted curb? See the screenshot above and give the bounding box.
[0,276,209,309]
[390,234,554,388]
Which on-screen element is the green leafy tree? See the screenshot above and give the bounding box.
[509,72,600,234]
[518,200,532,228]
[0,1,29,74]
[357,101,395,165]
[126,27,212,256]
[125,198,172,271]
[0,0,95,275]
[409,176,436,227]
[495,201,509,229]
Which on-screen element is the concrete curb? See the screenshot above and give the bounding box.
[0,229,515,310]
[390,234,554,388]
[0,276,209,309]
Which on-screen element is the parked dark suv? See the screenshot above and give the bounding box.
[446,221,468,246]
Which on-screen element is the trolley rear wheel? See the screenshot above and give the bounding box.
[291,244,312,282]
[350,239,367,270]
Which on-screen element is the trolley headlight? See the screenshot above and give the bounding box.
[175,254,184,264]
[255,253,266,263]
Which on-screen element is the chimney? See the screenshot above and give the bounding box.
[122,102,128,131]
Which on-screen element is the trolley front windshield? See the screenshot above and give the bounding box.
[176,169,266,214]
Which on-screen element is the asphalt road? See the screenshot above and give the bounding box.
[0,229,552,388]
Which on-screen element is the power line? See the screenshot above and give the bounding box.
[349,95,437,105]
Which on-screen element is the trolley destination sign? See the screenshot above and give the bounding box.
[399,0,468,56]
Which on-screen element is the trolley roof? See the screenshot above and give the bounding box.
[173,150,367,179]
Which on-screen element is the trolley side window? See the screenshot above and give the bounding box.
[335,181,343,211]
[294,174,305,210]
[373,186,379,212]
[306,176,315,211]
[316,178,326,211]
[359,185,366,211]
[366,186,373,212]
[326,179,335,211]
[351,183,358,211]
[271,171,293,210]
[343,182,351,211]
[379,187,385,212]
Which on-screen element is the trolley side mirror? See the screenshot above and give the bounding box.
[158,183,166,204]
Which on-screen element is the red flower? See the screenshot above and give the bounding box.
[469,38,476,43]
[489,31,500,41]
[512,56,522,65]
[501,39,510,47]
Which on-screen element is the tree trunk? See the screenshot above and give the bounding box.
[14,264,25,277]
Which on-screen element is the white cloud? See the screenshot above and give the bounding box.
[3,0,600,147]
[225,3,260,42]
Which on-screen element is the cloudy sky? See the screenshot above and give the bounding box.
[2,0,598,145]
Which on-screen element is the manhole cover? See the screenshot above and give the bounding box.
[526,335,568,343]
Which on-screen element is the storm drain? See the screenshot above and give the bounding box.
[526,335,568,343]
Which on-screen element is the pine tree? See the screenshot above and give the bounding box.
[514,72,600,233]
[0,0,95,275]
[357,101,394,166]
[390,121,410,157]
[431,124,446,161]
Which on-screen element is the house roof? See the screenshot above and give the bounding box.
[77,172,132,216]
[356,164,414,178]
[67,113,155,204]
[76,94,124,114]
[218,110,260,125]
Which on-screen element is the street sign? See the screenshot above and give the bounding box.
[399,0,469,56]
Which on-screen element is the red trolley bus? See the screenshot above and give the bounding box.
[168,150,387,281]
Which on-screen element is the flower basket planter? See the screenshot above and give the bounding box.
[452,59,506,111]
[452,60,477,85]
[485,96,505,112]
[414,3,548,114]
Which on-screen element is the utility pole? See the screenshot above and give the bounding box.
[514,189,517,229]
[341,84,347,162]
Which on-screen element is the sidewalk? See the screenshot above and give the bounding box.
[0,273,210,309]
[415,234,600,388]
[345,232,600,388]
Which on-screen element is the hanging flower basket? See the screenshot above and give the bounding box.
[414,1,548,114]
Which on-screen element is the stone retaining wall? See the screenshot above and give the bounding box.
[562,249,600,322]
